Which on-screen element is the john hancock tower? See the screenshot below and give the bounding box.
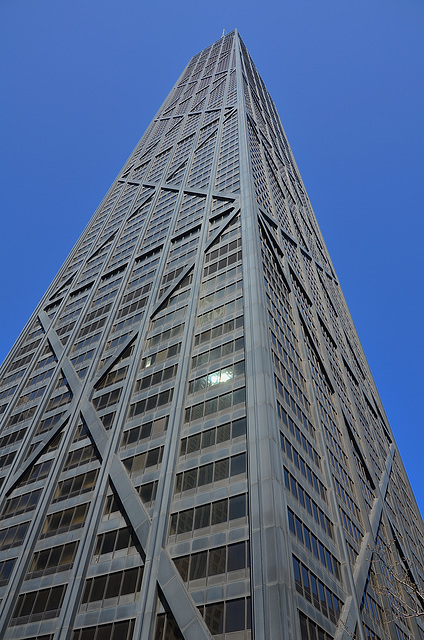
[0,29,423,640]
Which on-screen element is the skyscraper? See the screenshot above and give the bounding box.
[0,27,423,640]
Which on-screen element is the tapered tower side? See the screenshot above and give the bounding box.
[234,31,299,640]
[0,30,253,640]
[235,32,424,640]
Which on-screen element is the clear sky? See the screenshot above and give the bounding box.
[1,0,423,515]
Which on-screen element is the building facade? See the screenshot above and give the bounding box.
[0,29,423,640]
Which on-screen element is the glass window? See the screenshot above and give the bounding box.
[204,602,224,635]
[177,510,193,534]
[225,598,245,632]
[230,452,246,476]
[198,464,213,486]
[189,552,207,580]
[121,568,138,595]
[227,542,245,572]
[212,499,228,525]
[194,504,210,530]
[229,494,246,519]
[208,547,226,576]
[105,572,122,600]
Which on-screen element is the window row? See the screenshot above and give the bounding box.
[278,404,318,461]
[35,352,57,371]
[93,526,138,561]
[198,596,252,636]
[198,279,242,310]
[41,503,90,538]
[11,584,66,626]
[28,540,79,578]
[56,320,76,337]
[191,336,244,370]
[135,363,178,392]
[21,459,53,486]
[174,540,249,582]
[64,444,98,472]
[0,521,29,550]
[280,433,326,502]
[175,452,246,495]
[105,335,133,357]
[137,480,158,506]
[161,264,186,287]
[200,262,243,294]
[194,314,243,346]
[203,249,242,278]
[26,368,54,389]
[361,590,383,626]
[141,342,181,370]
[63,293,89,314]
[53,469,99,503]
[184,387,245,423]
[121,415,168,450]
[7,405,37,427]
[276,384,313,436]
[71,349,95,368]
[322,422,345,468]
[268,309,298,364]
[36,410,65,436]
[131,253,160,278]
[273,348,307,403]
[179,416,246,457]
[0,450,16,470]
[2,488,42,519]
[96,364,129,391]
[80,566,144,610]
[91,287,120,309]
[275,374,309,416]
[72,333,101,353]
[1,368,25,386]
[328,448,353,494]
[204,236,241,265]
[92,388,123,411]
[0,426,26,450]
[15,337,42,358]
[288,508,341,581]
[188,361,244,395]
[364,624,382,640]
[116,294,149,320]
[72,619,135,640]
[7,352,34,374]
[334,476,361,521]
[284,468,333,540]
[127,388,174,420]
[145,323,184,349]
[111,309,145,335]
[152,298,188,330]
[298,611,334,640]
[293,556,341,624]
[121,282,152,306]
[122,446,164,477]
[169,493,248,537]
[166,243,197,273]
[77,315,107,339]
[0,557,15,586]
[196,296,243,328]
[340,508,363,544]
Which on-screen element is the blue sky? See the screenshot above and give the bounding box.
[1,0,423,515]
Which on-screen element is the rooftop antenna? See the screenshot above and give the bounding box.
[221,28,225,37]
